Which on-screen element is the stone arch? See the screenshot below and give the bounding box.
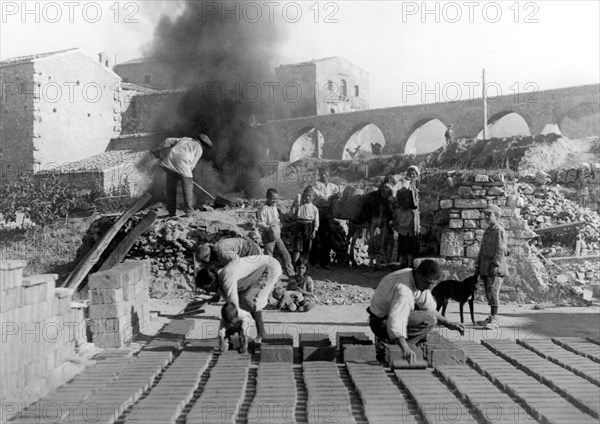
[342,122,386,160]
[288,126,324,162]
[558,102,600,139]
[477,111,531,139]
[404,118,447,155]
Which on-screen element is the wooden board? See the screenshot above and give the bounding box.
[62,193,152,290]
[98,209,158,272]
[535,221,585,236]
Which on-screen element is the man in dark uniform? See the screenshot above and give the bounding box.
[475,204,508,330]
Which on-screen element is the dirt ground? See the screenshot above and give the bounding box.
[149,296,600,346]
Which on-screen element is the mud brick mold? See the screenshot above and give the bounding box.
[261,345,294,363]
[302,346,337,362]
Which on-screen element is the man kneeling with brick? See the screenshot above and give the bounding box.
[196,255,282,343]
[367,260,465,363]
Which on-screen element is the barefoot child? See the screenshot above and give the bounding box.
[291,186,319,263]
[287,259,315,299]
[218,302,253,353]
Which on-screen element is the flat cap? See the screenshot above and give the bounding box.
[483,204,502,216]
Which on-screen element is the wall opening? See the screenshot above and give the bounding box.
[341,79,347,98]
[559,102,600,139]
[343,123,385,160]
[289,128,324,162]
[477,112,531,139]
[404,119,446,155]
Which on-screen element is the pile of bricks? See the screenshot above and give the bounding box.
[300,333,336,361]
[420,331,466,367]
[187,352,250,424]
[347,362,417,423]
[0,260,85,406]
[303,362,355,423]
[125,350,212,424]
[249,363,297,423]
[260,334,294,363]
[459,341,598,424]
[87,260,151,348]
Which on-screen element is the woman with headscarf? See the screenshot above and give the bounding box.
[393,165,421,268]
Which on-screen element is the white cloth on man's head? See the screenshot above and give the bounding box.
[159,137,203,178]
[369,268,436,340]
[217,255,282,311]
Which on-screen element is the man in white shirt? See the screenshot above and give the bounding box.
[151,134,212,217]
[195,255,282,343]
[368,260,465,363]
[256,188,295,276]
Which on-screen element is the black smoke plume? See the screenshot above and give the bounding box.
[147,0,288,198]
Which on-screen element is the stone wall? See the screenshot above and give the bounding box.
[434,173,547,294]
[0,261,85,406]
[120,90,186,135]
[87,260,151,348]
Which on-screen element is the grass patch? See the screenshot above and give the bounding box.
[0,217,94,281]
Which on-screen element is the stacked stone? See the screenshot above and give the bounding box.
[439,174,535,259]
[0,260,85,406]
[303,362,355,424]
[553,162,599,185]
[249,363,297,424]
[300,333,336,362]
[187,352,250,424]
[419,331,466,367]
[87,260,151,348]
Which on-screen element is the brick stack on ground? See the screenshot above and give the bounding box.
[0,260,85,406]
[87,260,151,348]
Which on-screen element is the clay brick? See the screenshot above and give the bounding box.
[90,287,124,305]
[92,330,128,348]
[343,345,377,363]
[337,332,372,348]
[427,348,466,367]
[299,333,331,347]
[302,346,336,362]
[261,345,293,363]
[88,302,127,319]
[262,333,294,346]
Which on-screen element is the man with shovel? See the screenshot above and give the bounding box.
[151,134,212,217]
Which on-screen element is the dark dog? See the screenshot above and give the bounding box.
[431,275,478,324]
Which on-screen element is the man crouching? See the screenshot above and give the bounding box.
[219,302,252,353]
[367,260,465,363]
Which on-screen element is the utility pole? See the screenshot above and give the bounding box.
[482,68,487,140]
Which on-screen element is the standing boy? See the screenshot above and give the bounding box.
[292,186,319,263]
[256,189,295,276]
[475,204,508,330]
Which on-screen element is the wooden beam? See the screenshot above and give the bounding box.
[98,209,158,272]
[535,221,586,235]
[62,193,152,290]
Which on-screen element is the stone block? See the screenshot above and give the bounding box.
[299,333,331,347]
[0,260,25,290]
[463,219,479,229]
[440,231,464,257]
[343,345,377,363]
[449,212,461,219]
[0,287,22,312]
[89,287,124,305]
[454,199,488,209]
[90,316,130,334]
[461,209,480,220]
[465,243,480,258]
[501,207,519,217]
[261,345,293,363]
[302,346,336,361]
[449,219,463,229]
[88,302,127,319]
[463,231,475,241]
[487,186,505,196]
[475,175,489,182]
[92,330,128,348]
[440,199,453,209]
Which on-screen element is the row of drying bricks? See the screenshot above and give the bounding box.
[9,330,600,424]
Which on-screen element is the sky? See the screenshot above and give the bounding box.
[1,0,599,108]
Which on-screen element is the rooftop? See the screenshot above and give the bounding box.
[0,48,79,68]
